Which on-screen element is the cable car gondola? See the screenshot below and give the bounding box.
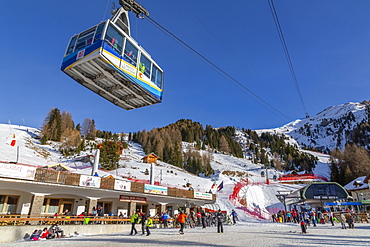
[61,0,164,110]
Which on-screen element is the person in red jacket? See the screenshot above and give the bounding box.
[300,220,307,234]
[39,227,50,239]
[177,211,188,234]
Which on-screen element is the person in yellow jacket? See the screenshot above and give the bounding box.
[146,215,153,236]
[129,210,139,235]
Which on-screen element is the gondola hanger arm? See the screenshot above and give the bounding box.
[119,0,149,18]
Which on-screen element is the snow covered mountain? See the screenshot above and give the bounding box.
[275,101,370,152]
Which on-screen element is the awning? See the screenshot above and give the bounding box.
[325,202,362,206]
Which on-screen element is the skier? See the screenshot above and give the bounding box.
[177,211,187,234]
[230,209,238,224]
[216,209,224,233]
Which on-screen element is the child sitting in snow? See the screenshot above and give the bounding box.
[30,229,40,241]
[300,220,307,234]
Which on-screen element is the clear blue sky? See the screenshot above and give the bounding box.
[1,0,370,133]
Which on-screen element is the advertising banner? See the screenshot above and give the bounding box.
[114,180,131,191]
[144,184,168,195]
[79,175,101,188]
[0,163,36,180]
[194,192,213,200]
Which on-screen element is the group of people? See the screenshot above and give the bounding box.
[127,208,230,236]
[129,210,153,236]
[175,209,227,234]
[271,209,357,234]
[28,208,232,240]
[28,224,64,241]
[182,209,237,229]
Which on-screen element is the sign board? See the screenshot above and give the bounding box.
[194,192,213,200]
[0,163,36,180]
[114,180,131,191]
[76,205,85,215]
[149,209,156,217]
[79,175,101,188]
[119,195,147,203]
[313,195,338,200]
[21,203,31,215]
[117,209,128,217]
[144,184,168,195]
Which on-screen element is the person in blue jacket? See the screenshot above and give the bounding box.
[230,210,238,224]
[162,211,169,228]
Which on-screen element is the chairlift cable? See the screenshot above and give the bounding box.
[268,0,308,117]
[178,0,289,113]
[103,0,111,21]
[145,16,291,121]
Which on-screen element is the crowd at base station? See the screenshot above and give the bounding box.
[24,207,240,241]
[272,208,358,233]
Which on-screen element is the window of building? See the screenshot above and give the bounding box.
[0,195,19,214]
[42,198,75,215]
[42,198,60,214]
[97,201,113,215]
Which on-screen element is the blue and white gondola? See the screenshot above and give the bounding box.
[61,2,163,110]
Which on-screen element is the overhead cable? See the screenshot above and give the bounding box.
[145,16,291,121]
[268,0,308,117]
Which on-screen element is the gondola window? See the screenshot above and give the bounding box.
[139,54,152,78]
[105,24,124,54]
[94,22,106,43]
[124,40,138,66]
[151,65,163,88]
[75,27,96,51]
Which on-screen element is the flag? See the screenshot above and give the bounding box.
[217,181,224,191]
[10,139,16,146]
[211,180,217,189]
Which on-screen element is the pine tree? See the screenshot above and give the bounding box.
[41,108,62,141]
[99,141,120,170]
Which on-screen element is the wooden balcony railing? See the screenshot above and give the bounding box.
[31,168,215,201]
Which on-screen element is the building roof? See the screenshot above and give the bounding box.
[43,163,71,171]
[142,153,158,159]
[344,175,369,191]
